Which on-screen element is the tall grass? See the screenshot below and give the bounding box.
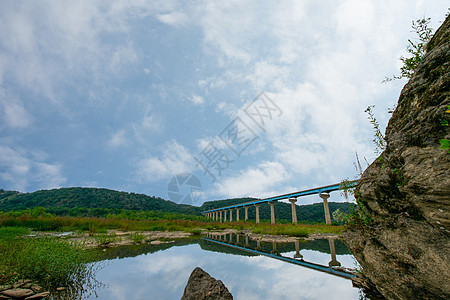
[0,211,344,238]
[249,223,343,237]
[0,227,98,288]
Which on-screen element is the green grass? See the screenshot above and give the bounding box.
[188,228,203,236]
[0,211,343,239]
[94,232,120,246]
[249,223,343,237]
[0,227,97,289]
[130,232,145,243]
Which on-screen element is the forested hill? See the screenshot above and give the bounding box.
[0,188,200,215]
[0,188,354,223]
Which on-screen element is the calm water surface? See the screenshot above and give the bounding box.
[85,237,363,300]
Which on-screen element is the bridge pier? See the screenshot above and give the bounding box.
[328,238,341,267]
[289,197,298,224]
[245,235,249,247]
[236,208,240,221]
[229,209,233,222]
[220,210,223,222]
[244,206,248,221]
[215,211,218,221]
[254,204,260,224]
[271,242,280,255]
[319,192,332,225]
[294,240,303,260]
[268,201,276,224]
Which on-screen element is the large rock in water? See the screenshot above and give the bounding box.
[181,267,233,300]
[343,15,450,300]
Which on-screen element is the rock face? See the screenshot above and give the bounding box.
[343,15,450,300]
[181,267,233,300]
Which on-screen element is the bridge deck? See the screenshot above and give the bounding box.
[202,180,357,213]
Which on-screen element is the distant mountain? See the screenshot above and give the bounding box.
[0,188,354,223]
[0,187,200,215]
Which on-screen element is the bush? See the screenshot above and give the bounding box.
[0,227,97,288]
[130,232,145,243]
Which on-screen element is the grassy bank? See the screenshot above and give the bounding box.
[0,209,343,237]
[0,227,97,288]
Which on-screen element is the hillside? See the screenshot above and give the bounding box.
[0,188,200,215]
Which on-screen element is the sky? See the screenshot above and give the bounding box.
[0,0,448,206]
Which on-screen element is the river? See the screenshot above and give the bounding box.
[78,236,365,299]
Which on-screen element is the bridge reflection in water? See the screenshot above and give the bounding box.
[203,233,357,280]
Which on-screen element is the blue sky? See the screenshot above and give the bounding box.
[0,1,448,206]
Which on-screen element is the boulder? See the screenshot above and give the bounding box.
[24,292,50,300]
[343,15,450,300]
[2,288,34,298]
[181,267,233,300]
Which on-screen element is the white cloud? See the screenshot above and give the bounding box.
[0,144,66,191]
[109,43,138,74]
[108,109,164,149]
[0,92,33,129]
[156,11,189,27]
[189,95,205,105]
[214,161,289,198]
[136,140,194,182]
[108,129,128,148]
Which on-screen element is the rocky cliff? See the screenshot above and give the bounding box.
[343,16,450,299]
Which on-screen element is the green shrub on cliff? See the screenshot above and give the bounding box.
[384,17,433,82]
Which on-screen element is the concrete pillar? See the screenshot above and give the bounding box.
[224,210,227,222]
[244,206,249,221]
[245,235,249,247]
[236,208,240,221]
[256,240,262,250]
[269,201,276,224]
[229,209,233,222]
[236,234,240,244]
[219,210,223,222]
[271,242,280,255]
[319,192,332,225]
[289,197,298,224]
[254,204,260,224]
[328,238,341,267]
[294,240,303,259]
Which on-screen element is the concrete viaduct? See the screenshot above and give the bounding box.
[201,181,357,225]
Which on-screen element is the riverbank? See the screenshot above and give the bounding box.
[56,226,343,248]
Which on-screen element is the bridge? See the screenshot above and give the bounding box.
[201,180,357,225]
[203,233,356,280]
